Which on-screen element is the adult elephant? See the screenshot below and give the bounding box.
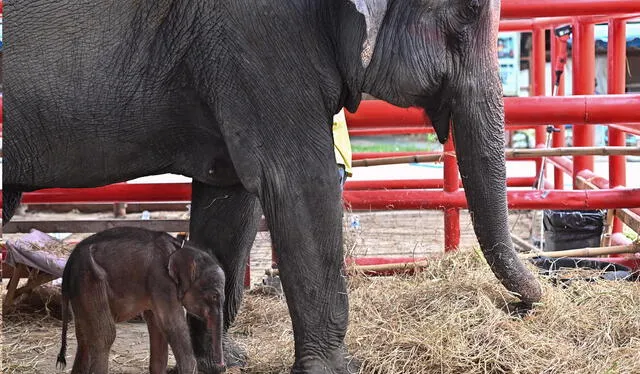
[3,0,542,372]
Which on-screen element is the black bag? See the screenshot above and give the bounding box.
[543,210,604,251]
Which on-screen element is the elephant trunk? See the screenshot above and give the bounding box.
[208,308,226,372]
[448,78,542,304]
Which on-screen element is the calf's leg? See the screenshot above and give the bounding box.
[145,310,169,374]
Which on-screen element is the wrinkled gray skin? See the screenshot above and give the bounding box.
[4,0,542,372]
[57,227,226,374]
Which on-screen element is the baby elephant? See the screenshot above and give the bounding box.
[56,227,226,374]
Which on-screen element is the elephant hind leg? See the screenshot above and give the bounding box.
[86,310,116,373]
[70,302,116,374]
[71,276,116,374]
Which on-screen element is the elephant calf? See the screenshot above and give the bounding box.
[56,227,226,374]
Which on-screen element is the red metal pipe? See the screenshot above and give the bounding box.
[343,188,640,211]
[443,135,460,252]
[501,0,640,19]
[577,169,610,189]
[345,96,640,129]
[344,177,537,190]
[572,21,596,188]
[546,155,574,178]
[500,17,575,32]
[21,183,194,204]
[608,124,640,136]
[532,27,547,178]
[608,19,628,234]
[498,16,630,32]
[20,177,541,204]
[345,256,427,267]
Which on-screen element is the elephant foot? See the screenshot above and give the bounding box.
[220,334,247,369]
[291,346,360,374]
[166,363,226,374]
[168,335,245,373]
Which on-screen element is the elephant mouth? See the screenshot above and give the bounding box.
[423,104,452,144]
[419,79,454,144]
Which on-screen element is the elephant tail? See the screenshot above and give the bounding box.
[56,294,70,369]
[88,244,107,281]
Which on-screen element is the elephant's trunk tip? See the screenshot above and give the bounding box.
[502,271,543,305]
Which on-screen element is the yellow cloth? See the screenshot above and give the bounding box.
[332,109,353,176]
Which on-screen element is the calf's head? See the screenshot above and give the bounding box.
[168,245,226,370]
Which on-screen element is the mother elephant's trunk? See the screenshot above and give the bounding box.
[449,78,542,304]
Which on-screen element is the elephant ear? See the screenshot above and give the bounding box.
[168,251,197,300]
[350,0,388,68]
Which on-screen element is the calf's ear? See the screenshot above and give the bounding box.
[168,252,197,299]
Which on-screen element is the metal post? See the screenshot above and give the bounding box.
[572,21,596,187]
[532,28,548,180]
[443,132,460,252]
[608,19,627,233]
[550,30,566,190]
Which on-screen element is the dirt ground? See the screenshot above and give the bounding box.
[1,208,536,373]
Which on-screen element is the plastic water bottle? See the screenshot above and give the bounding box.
[141,210,151,220]
[350,215,361,230]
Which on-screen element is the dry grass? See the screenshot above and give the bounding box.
[2,313,63,373]
[231,250,640,374]
[4,249,640,373]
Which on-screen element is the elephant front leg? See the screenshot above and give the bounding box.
[189,181,262,371]
[143,310,169,374]
[260,167,351,373]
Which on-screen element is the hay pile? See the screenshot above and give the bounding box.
[232,250,640,374]
[4,249,640,373]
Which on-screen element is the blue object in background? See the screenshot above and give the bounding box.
[568,22,640,49]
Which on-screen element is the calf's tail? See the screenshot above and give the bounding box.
[56,294,70,369]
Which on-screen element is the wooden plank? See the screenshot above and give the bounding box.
[616,208,640,235]
[3,264,27,310]
[520,241,640,259]
[14,272,58,299]
[354,147,640,167]
[3,218,269,234]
